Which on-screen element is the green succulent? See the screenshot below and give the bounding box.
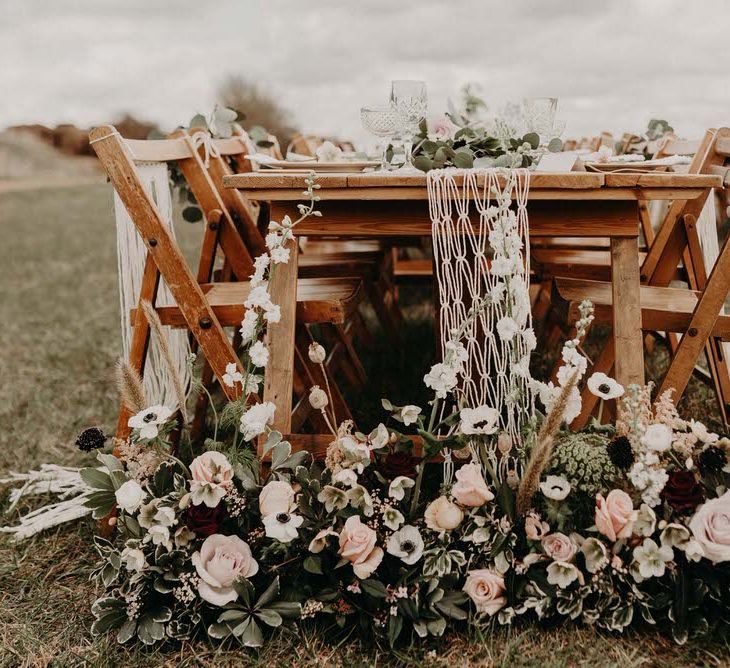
[549,432,620,497]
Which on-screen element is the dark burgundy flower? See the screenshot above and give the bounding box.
[607,436,634,470]
[185,503,226,537]
[380,451,418,479]
[76,427,107,452]
[661,471,705,513]
[699,446,727,475]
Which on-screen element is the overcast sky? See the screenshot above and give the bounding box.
[3,0,729,147]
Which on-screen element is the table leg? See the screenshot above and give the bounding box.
[611,235,644,388]
[262,226,299,455]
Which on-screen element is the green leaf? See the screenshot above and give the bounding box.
[452,150,474,169]
[255,609,283,627]
[207,622,232,639]
[548,137,563,153]
[97,453,124,472]
[81,468,113,491]
[116,619,137,644]
[271,441,292,469]
[303,555,323,575]
[189,113,207,130]
[256,576,280,608]
[233,578,255,606]
[387,614,403,647]
[360,578,388,598]
[523,132,540,149]
[182,206,202,223]
[136,616,165,645]
[265,601,301,619]
[413,155,434,173]
[218,609,247,623]
[263,430,283,456]
[91,610,126,636]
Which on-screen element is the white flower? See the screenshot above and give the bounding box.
[315,140,343,162]
[660,523,691,548]
[309,386,329,410]
[259,480,296,516]
[496,316,519,342]
[398,405,421,426]
[250,254,269,287]
[192,534,258,606]
[444,340,468,371]
[263,304,281,323]
[522,328,537,351]
[580,537,609,573]
[239,309,258,343]
[641,423,673,453]
[337,434,372,473]
[249,340,269,368]
[423,363,459,399]
[382,505,405,531]
[239,401,276,440]
[682,538,705,562]
[127,405,174,440]
[561,346,586,371]
[586,373,624,400]
[540,475,571,501]
[244,284,273,310]
[115,480,145,514]
[332,468,358,487]
[690,420,719,444]
[270,246,290,264]
[459,404,499,435]
[546,561,580,588]
[387,525,424,564]
[308,342,326,364]
[308,527,338,553]
[222,362,243,388]
[369,423,390,450]
[147,524,172,551]
[245,374,262,395]
[535,381,581,424]
[347,485,375,516]
[265,232,282,250]
[263,511,304,543]
[317,485,349,513]
[388,476,415,501]
[490,255,514,277]
[634,503,657,537]
[632,538,673,579]
[121,546,146,572]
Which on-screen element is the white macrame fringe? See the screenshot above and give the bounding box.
[0,465,93,541]
[113,161,191,407]
[427,168,534,479]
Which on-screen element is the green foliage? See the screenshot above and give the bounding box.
[549,431,620,497]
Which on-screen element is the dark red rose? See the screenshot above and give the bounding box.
[185,503,226,537]
[380,451,418,479]
[661,471,705,513]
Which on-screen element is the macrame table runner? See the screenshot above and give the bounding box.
[427,168,535,445]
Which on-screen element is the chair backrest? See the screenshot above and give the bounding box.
[90,125,245,404]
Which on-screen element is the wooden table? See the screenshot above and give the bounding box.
[224,171,721,439]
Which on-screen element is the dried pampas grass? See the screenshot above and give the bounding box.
[516,370,579,516]
[115,359,147,415]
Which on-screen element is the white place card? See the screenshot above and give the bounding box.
[534,152,580,172]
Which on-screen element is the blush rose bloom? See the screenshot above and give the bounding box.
[259,480,296,517]
[689,490,730,562]
[338,515,383,579]
[192,534,259,606]
[424,496,464,532]
[462,569,507,615]
[189,451,234,507]
[541,532,576,562]
[595,489,637,541]
[451,463,495,507]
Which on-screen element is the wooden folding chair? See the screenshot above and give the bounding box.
[91,125,365,440]
[554,127,730,426]
[199,127,406,345]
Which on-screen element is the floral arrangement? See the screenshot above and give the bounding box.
[5,171,730,653]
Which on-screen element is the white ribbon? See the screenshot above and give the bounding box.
[189,130,220,168]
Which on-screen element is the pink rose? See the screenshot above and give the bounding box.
[451,463,494,507]
[462,569,506,615]
[338,515,383,579]
[595,490,637,541]
[689,491,730,562]
[541,532,576,562]
[192,534,258,606]
[190,451,233,486]
[424,496,464,532]
[428,115,457,141]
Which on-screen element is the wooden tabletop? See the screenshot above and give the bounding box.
[223,171,722,201]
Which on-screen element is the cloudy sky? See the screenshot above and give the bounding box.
[3,0,729,146]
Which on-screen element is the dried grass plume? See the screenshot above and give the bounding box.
[115,358,147,415]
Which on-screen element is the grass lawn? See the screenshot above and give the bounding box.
[1,183,729,666]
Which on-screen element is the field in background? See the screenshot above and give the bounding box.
[0,181,728,665]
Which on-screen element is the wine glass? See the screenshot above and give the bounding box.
[361,106,400,171]
[390,80,427,172]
